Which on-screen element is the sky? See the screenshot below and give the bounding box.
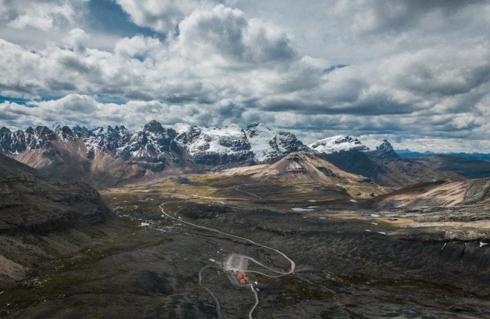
[0,0,489,152]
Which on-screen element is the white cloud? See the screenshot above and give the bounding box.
[177,5,297,64]
[333,0,488,35]
[0,94,220,131]
[225,0,490,64]
[114,35,163,59]
[63,28,89,51]
[115,0,206,33]
[0,0,85,31]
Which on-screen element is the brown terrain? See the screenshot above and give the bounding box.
[14,141,147,187]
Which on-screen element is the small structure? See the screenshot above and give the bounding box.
[223,253,252,287]
[235,271,250,285]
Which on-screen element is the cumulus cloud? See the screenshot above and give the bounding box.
[260,44,490,120]
[0,94,245,131]
[63,28,89,51]
[334,0,488,35]
[225,0,490,64]
[0,0,85,31]
[114,35,164,59]
[115,0,208,33]
[177,5,297,64]
[0,5,304,101]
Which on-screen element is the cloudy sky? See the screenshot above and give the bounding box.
[0,0,489,152]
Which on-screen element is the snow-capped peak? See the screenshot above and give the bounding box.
[176,125,251,164]
[1,121,303,166]
[309,135,369,154]
[374,139,399,159]
[244,123,306,162]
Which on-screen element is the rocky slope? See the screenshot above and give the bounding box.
[317,139,468,187]
[416,155,490,179]
[0,154,109,233]
[310,135,490,187]
[374,178,490,210]
[0,154,110,289]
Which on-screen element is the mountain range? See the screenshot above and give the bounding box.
[1,121,490,187]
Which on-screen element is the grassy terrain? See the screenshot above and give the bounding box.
[102,173,369,215]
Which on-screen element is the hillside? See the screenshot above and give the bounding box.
[322,150,462,187]
[417,155,490,179]
[220,152,385,199]
[374,178,490,210]
[0,154,110,289]
[0,154,109,233]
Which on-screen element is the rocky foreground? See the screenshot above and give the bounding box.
[0,154,110,290]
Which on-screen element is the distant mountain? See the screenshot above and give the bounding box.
[373,139,400,160]
[320,149,460,187]
[308,135,398,159]
[398,150,490,161]
[313,139,462,187]
[416,155,490,179]
[309,136,490,187]
[175,123,307,165]
[396,150,434,159]
[3,123,490,188]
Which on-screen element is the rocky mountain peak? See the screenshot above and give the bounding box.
[55,126,76,141]
[245,122,270,138]
[87,125,131,152]
[34,126,56,138]
[374,139,399,159]
[0,127,11,135]
[143,120,164,133]
[377,139,393,152]
[72,125,92,138]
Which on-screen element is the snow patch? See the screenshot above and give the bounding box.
[309,135,369,154]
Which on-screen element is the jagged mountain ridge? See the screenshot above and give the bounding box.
[0,121,307,165]
[0,122,397,162]
[3,121,483,188]
[0,122,310,186]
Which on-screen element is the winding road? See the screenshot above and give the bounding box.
[158,202,296,319]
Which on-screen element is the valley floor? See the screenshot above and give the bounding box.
[2,178,489,318]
